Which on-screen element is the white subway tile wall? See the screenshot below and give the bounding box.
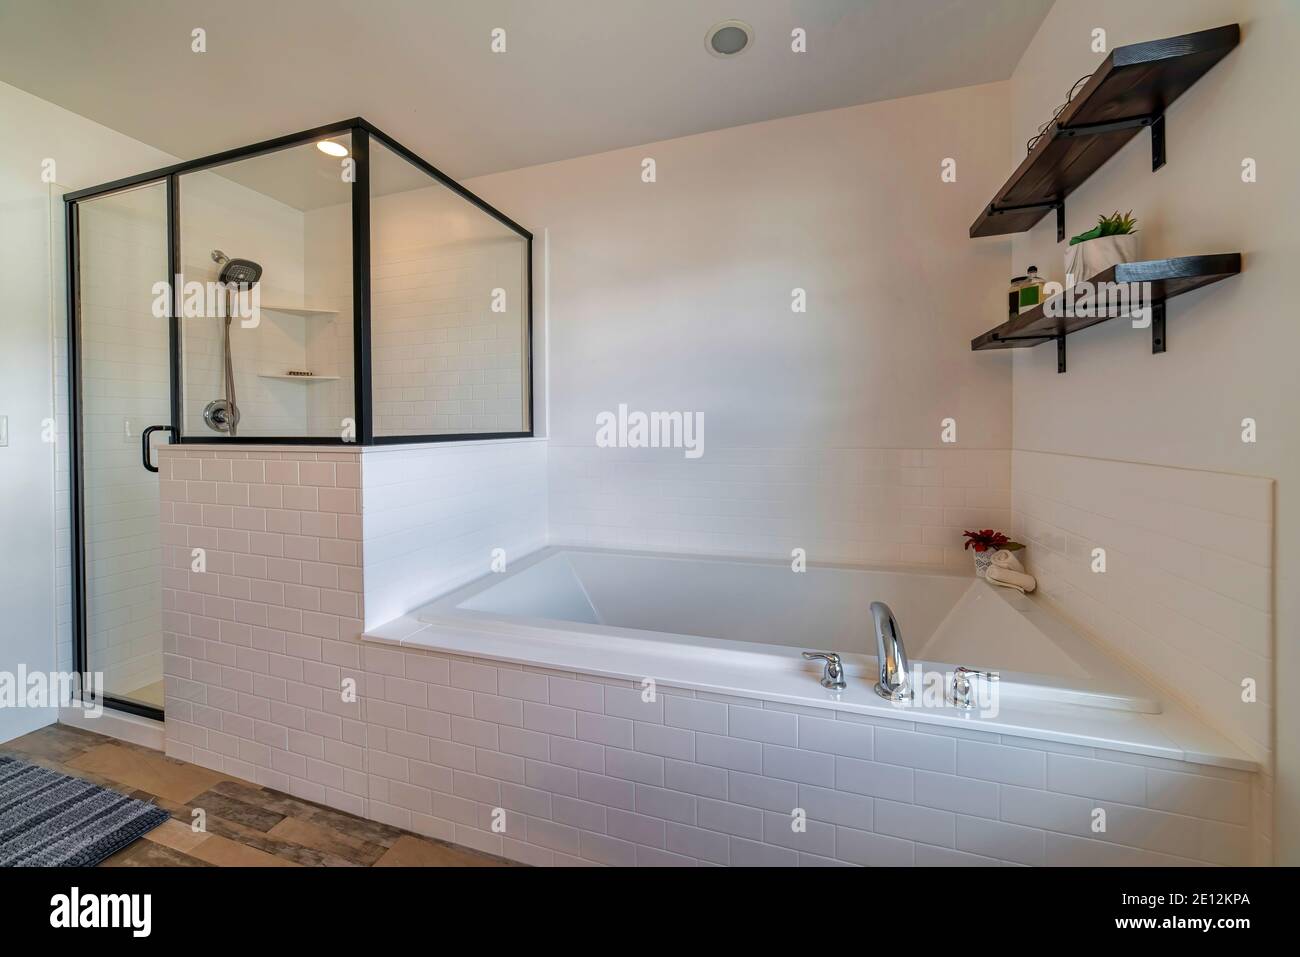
[362,653,1254,867]
[159,447,369,815]
[360,440,547,629]
[1010,450,1273,765]
[549,446,1011,569]
[157,446,1261,865]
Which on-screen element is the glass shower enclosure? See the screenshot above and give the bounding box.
[64,119,532,717]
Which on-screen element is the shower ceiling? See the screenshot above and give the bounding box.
[0,0,1053,180]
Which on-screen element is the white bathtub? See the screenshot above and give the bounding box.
[416,547,1159,714]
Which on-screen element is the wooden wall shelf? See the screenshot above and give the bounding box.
[970,24,1239,241]
[971,254,1241,372]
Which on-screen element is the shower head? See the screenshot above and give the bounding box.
[218,257,262,286]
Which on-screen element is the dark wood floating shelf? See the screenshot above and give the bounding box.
[971,254,1242,372]
[970,24,1239,240]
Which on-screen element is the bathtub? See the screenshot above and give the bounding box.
[415,547,1159,714]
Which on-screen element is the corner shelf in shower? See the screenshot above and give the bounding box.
[259,304,339,317]
[258,373,342,381]
[970,254,1241,372]
[969,24,1239,241]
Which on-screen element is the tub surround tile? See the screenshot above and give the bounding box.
[357,644,1257,867]
[1011,450,1273,768]
[549,446,1011,571]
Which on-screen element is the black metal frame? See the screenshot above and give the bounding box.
[63,118,535,719]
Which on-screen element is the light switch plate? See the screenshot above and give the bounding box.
[0,415,8,447]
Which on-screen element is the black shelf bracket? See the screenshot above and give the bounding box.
[1054,113,1167,173]
[989,330,1067,370]
[987,199,1066,242]
[1151,299,1167,353]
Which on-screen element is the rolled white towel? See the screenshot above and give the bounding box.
[986,563,1036,594]
[990,549,1024,572]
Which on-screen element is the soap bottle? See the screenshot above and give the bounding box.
[1018,266,1046,312]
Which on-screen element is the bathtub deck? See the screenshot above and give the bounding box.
[0,724,516,868]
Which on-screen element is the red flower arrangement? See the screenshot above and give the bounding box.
[962,529,1024,553]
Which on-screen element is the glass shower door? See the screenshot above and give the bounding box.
[71,180,171,713]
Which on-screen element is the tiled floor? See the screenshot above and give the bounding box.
[0,724,515,867]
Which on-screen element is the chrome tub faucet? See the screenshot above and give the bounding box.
[870,601,911,701]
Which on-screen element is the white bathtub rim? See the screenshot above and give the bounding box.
[420,596,1158,715]
[362,611,1257,774]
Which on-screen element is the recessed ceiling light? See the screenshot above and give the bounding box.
[706,20,754,58]
[316,140,349,157]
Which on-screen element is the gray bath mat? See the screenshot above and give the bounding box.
[0,755,170,866]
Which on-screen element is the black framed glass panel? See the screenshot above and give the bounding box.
[369,137,531,438]
[71,181,170,711]
[176,134,355,441]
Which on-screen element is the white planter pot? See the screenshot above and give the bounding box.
[1064,233,1139,287]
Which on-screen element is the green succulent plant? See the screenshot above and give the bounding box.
[1068,210,1138,246]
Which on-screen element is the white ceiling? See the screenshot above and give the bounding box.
[0,0,1054,181]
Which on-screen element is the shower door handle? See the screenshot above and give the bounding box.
[141,424,177,473]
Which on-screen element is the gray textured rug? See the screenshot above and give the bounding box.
[0,755,170,866]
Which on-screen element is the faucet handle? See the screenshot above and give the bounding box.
[949,666,1000,710]
[803,651,847,690]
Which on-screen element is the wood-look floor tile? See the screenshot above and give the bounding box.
[207,779,406,848]
[189,834,300,867]
[187,787,286,831]
[0,724,102,764]
[150,794,361,867]
[267,816,387,866]
[373,834,511,868]
[144,818,211,855]
[101,840,212,867]
[67,743,228,804]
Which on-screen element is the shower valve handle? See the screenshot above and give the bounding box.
[803,651,847,690]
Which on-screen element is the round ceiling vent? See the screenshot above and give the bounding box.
[706,20,754,58]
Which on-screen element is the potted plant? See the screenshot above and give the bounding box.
[962,529,1025,578]
[1064,210,1139,286]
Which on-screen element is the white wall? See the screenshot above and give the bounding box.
[1007,0,1299,862]
[361,439,547,629]
[0,79,173,740]
[466,81,1014,569]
